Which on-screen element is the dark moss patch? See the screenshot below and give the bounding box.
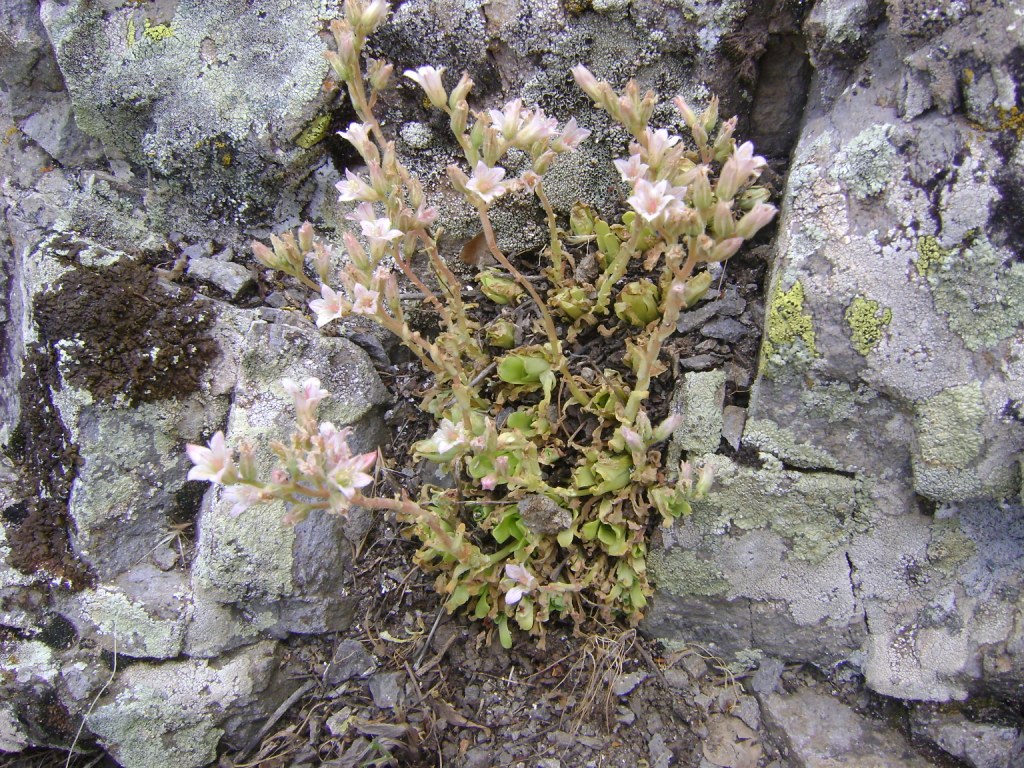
[33,257,219,405]
[36,613,78,651]
[2,346,92,590]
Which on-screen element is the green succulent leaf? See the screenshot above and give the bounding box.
[497,614,513,649]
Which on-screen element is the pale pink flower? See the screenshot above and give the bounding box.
[613,153,649,183]
[345,201,377,224]
[504,563,539,605]
[404,65,448,108]
[466,161,508,204]
[360,217,403,245]
[519,170,542,193]
[516,109,558,146]
[283,377,330,423]
[432,418,469,454]
[488,99,523,138]
[336,169,380,203]
[642,127,680,165]
[350,283,380,315]
[717,141,766,201]
[223,484,263,517]
[332,459,374,498]
[555,117,590,151]
[186,431,234,483]
[414,203,438,227]
[338,122,374,158]
[627,178,674,222]
[310,284,348,327]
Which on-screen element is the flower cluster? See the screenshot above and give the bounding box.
[186,378,379,523]
[189,0,777,648]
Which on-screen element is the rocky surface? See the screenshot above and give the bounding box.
[1,0,1022,765]
[646,0,1024,707]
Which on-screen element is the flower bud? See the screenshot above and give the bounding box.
[324,50,350,82]
[478,269,524,305]
[449,73,474,110]
[738,185,771,210]
[673,95,697,128]
[485,318,517,348]
[652,413,683,443]
[690,165,713,210]
[252,240,282,270]
[736,202,777,240]
[700,95,719,133]
[713,201,736,238]
[447,164,470,195]
[707,236,744,263]
[368,58,393,91]
[298,221,315,253]
[696,463,714,496]
[572,65,602,103]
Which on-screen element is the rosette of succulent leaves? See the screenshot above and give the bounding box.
[187,0,776,648]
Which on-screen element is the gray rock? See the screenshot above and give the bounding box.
[678,354,719,371]
[610,671,648,696]
[721,406,746,452]
[368,672,405,710]
[701,317,748,343]
[750,657,785,696]
[758,687,933,768]
[88,641,288,768]
[187,256,254,299]
[910,705,1024,768]
[325,640,377,686]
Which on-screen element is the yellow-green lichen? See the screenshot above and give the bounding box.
[916,234,1024,351]
[762,280,817,369]
[844,296,892,355]
[915,235,947,273]
[142,19,175,42]
[295,114,331,149]
[995,105,1024,140]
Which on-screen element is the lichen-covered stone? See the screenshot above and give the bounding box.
[88,641,285,768]
[40,0,335,231]
[761,280,816,373]
[667,369,726,459]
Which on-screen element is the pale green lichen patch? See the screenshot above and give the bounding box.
[667,370,726,461]
[911,383,996,501]
[742,418,843,471]
[915,384,986,467]
[845,296,892,355]
[762,280,817,373]
[832,124,897,200]
[686,456,861,563]
[649,549,729,597]
[926,517,977,577]
[80,585,185,659]
[916,234,1024,351]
